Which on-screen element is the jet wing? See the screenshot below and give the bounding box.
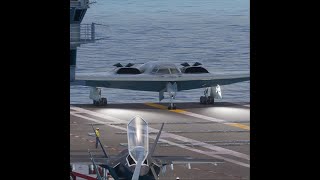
[88,151,121,180]
[70,155,120,165]
[178,72,249,90]
[73,72,249,91]
[152,156,224,165]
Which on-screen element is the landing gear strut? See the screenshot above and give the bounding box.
[166,83,177,110]
[168,95,177,110]
[90,87,108,106]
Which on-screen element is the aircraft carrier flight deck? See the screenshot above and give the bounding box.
[70,102,250,180]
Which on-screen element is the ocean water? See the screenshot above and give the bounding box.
[70,0,250,104]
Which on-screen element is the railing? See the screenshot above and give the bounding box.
[70,23,110,46]
[70,0,89,8]
[70,23,95,44]
[80,23,95,43]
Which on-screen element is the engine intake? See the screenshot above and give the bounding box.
[181,66,209,73]
[116,67,141,74]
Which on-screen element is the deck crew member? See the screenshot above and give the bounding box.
[95,128,100,148]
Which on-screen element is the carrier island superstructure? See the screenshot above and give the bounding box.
[70,0,96,81]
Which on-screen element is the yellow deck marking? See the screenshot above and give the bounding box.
[224,123,250,130]
[144,103,168,110]
[170,109,187,113]
[145,103,250,130]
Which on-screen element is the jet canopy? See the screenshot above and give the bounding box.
[127,116,149,163]
[151,64,181,74]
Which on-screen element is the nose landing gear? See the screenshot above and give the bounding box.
[168,95,177,110]
[167,83,178,110]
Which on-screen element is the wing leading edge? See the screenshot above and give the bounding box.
[74,73,249,92]
[153,156,224,166]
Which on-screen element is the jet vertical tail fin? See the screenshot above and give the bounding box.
[91,124,109,158]
[150,123,165,156]
[147,123,165,180]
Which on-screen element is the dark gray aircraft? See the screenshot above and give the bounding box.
[89,116,224,180]
[73,61,249,109]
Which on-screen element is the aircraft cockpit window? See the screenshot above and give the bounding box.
[151,68,158,73]
[169,68,179,74]
[157,68,170,74]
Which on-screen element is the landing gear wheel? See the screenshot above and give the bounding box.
[168,103,176,110]
[200,96,205,104]
[210,97,215,104]
[101,98,107,106]
[207,96,214,104]
[93,98,108,106]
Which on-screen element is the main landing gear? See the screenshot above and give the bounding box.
[200,96,214,104]
[90,87,108,106]
[93,97,107,106]
[200,85,222,105]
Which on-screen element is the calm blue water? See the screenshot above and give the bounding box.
[70,0,249,104]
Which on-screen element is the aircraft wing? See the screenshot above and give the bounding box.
[178,72,249,90]
[88,151,121,180]
[70,155,120,165]
[73,72,249,92]
[152,156,224,165]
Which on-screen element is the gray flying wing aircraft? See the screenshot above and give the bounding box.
[72,61,249,109]
[88,116,224,180]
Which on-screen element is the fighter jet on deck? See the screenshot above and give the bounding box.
[72,61,249,109]
[88,116,224,180]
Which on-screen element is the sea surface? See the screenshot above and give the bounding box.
[70,0,250,104]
